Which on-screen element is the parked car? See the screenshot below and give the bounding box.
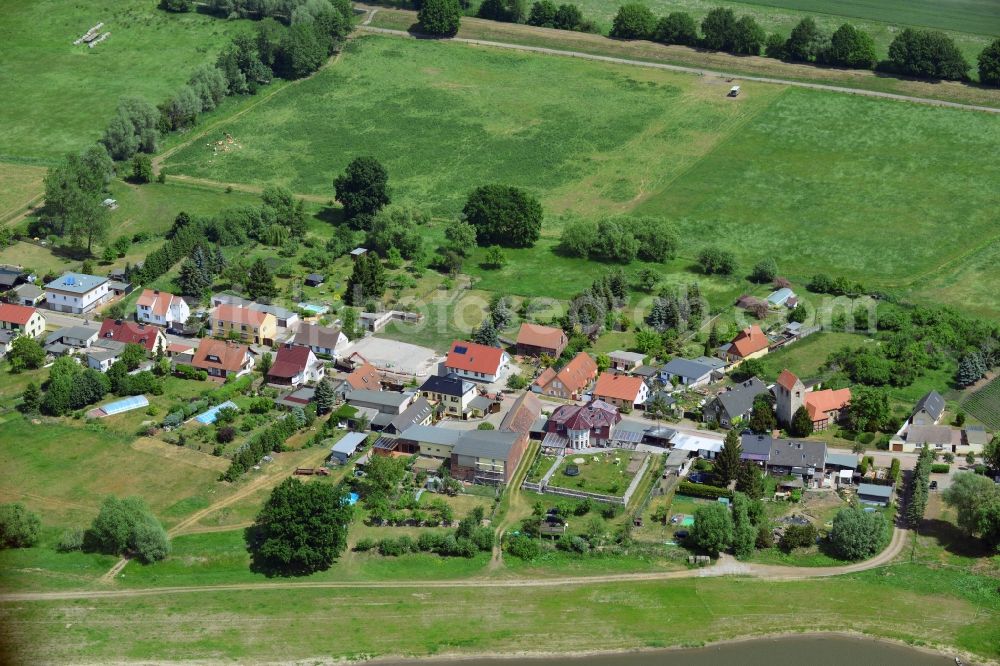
[929,480,938,490]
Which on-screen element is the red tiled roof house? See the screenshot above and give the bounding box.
[532,351,597,399]
[444,340,510,383]
[515,323,568,358]
[267,345,324,387]
[191,339,254,379]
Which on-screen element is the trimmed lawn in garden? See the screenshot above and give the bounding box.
[756,331,868,381]
[548,451,645,496]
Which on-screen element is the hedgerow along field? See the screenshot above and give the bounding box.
[0,0,250,164]
[163,35,1000,312]
[512,0,998,71]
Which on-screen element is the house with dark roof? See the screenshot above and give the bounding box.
[45,324,99,353]
[420,373,477,417]
[515,323,568,358]
[267,345,324,387]
[911,390,945,426]
[292,322,348,359]
[383,396,434,435]
[702,377,769,428]
[0,265,25,290]
[766,436,827,485]
[451,430,529,485]
[85,339,126,372]
[304,273,325,287]
[98,319,166,354]
[12,283,44,307]
[543,400,621,450]
[191,339,254,379]
[444,340,510,382]
[661,356,724,390]
[739,432,772,465]
[397,424,463,459]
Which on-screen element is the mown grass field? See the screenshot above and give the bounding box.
[164,34,785,216]
[4,559,999,662]
[0,0,250,164]
[0,162,46,221]
[162,35,1000,317]
[560,0,997,69]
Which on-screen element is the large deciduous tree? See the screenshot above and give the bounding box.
[248,478,353,574]
[420,0,462,36]
[887,28,969,81]
[462,184,542,248]
[0,503,41,549]
[979,39,1000,86]
[689,503,733,556]
[829,506,888,560]
[86,496,170,563]
[828,23,877,69]
[334,157,390,225]
[610,3,656,40]
[943,473,1000,550]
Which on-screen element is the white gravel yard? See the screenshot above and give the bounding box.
[345,336,443,377]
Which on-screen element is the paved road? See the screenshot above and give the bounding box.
[358,25,1000,114]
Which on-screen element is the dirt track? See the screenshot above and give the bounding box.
[358,24,1000,114]
[1,527,908,603]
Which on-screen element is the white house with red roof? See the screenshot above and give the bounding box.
[444,340,510,383]
[136,289,190,329]
[98,319,166,354]
[266,345,324,387]
[0,303,46,339]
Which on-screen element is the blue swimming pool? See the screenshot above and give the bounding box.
[194,400,239,425]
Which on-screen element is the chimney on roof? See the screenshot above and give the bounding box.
[115,319,123,325]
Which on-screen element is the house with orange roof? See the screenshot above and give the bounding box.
[719,324,770,365]
[593,372,649,411]
[345,362,382,391]
[191,339,254,379]
[444,340,510,383]
[775,368,851,431]
[515,323,568,358]
[211,303,276,345]
[532,351,597,400]
[0,303,46,339]
[136,289,190,329]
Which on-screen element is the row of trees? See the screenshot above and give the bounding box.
[559,215,679,264]
[607,5,999,83]
[223,411,309,481]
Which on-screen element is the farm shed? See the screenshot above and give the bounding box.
[330,431,368,464]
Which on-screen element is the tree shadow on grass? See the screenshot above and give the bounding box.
[917,518,992,558]
[313,205,345,227]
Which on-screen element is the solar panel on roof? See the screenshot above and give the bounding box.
[454,345,468,354]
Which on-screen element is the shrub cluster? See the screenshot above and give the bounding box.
[678,481,733,500]
[224,413,303,481]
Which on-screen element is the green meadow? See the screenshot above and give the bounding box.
[0,0,250,164]
[162,35,1000,313]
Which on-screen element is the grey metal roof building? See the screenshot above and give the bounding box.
[453,430,521,461]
